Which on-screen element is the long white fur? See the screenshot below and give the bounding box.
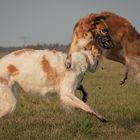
[0,49,106,122]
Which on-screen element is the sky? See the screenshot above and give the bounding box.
[0,0,140,47]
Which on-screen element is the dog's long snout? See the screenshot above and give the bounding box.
[65,55,72,69]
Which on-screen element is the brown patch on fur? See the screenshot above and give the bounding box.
[7,64,19,76]
[14,49,34,56]
[41,56,63,85]
[0,77,8,84]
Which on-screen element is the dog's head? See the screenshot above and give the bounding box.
[70,50,100,73]
[65,15,114,69]
[90,16,114,49]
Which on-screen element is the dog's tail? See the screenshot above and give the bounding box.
[0,77,16,118]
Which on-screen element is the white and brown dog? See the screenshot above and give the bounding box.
[0,48,107,122]
[65,11,140,85]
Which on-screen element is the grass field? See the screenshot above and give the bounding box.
[0,54,140,140]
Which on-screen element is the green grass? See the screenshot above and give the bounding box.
[0,58,140,140]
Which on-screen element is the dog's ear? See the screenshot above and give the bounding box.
[91,16,107,26]
[88,16,107,31]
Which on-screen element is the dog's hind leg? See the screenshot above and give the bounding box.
[0,82,17,118]
[120,65,129,85]
[77,84,88,102]
[60,94,107,123]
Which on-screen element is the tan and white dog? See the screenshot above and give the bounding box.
[0,48,107,122]
[65,11,140,85]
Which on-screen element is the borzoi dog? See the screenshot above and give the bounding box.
[65,11,140,86]
[0,49,107,122]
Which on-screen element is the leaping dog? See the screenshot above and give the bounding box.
[65,11,140,101]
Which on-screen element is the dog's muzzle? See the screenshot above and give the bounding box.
[95,33,114,49]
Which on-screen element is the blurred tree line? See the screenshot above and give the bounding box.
[0,43,70,53]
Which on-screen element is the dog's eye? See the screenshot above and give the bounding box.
[83,32,88,38]
[101,28,108,33]
[83,47,87,50]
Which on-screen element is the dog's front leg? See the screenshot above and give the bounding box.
[60,94,107,123]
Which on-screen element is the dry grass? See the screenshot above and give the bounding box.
[0,53,140,140]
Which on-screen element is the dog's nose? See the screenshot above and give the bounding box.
[65,61,71,69]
